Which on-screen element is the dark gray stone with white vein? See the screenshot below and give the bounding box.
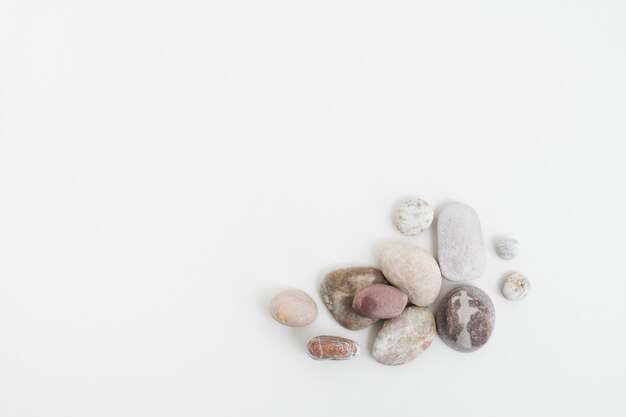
[436,286,495,352]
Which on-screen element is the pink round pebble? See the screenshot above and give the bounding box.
[352,284,408,319]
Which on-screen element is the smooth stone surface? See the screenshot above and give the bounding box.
[379,244,442,307]
[436,286,495,352]
[352,284,408,319]
[307,336,359,360]
[502,272,531,301]
[372,306,435,365]
[321,267,388,330]
[269,288,318,327]
[394,198,434,236]
[495,237,519,260]
[437,203,486,281]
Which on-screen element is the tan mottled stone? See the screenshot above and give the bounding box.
[321,267,388,330]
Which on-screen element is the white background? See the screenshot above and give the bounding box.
[1,1,625,416]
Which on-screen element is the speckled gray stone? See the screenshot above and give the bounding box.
[502,272,531,301]
[394,198,434,236]
[495,237,519,260]
[321,267,388,330]
[269,288,318,327]
[437,203,486,281]
[372,306,435,365]
[380,244,442,307]
[436,286,495,352]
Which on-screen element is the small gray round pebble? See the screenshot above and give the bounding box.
[495,237,519,260]
[502,272,531,301]
[394,198,434,236]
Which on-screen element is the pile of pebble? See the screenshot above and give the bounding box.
[269,198,531,365]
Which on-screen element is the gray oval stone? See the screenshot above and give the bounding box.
[269,288,318,327]
[437,203,486,281]
[379,244,442,307]
[394,198,434,236]
[502,272,531,301]
[372,306,435,365]
[495,237,519,260]
[320,267,388,330]
[436,286,495,352]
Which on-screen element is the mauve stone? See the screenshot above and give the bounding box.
[379,244,442,307]
[307,336,359,360]
[321,267,388,330]
[437,203,486,281]
[269,288,318,327]
[372,306,435,365]
[352,284,408,319]
[436,286,495,352]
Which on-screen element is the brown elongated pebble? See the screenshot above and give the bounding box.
[352,284,408,319]
[307,336,359,360]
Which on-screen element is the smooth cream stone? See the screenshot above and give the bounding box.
[379,244,442,307]
[269,288,318,327]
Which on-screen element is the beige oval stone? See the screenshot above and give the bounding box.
[379,244,442,306]
[269,288,318,327]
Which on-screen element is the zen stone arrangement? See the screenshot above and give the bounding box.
[269,198,531,365]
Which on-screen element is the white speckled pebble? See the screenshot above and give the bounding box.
[394,198,434,236]
[502,272,531,301]
[496,237,519,260]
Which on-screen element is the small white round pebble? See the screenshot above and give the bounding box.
[495,237,519,260]
[502,272,531,301]
[394,198,434,236]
